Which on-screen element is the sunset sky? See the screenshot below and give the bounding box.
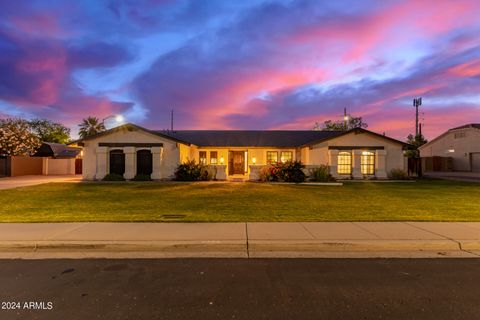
[1,0,479,139]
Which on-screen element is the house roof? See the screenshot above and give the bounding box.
[76,123,408,148]
[450,123,480,130]
[419,123,480,150]
[159,130,344,147]
[76,123,191,146]
[160,127,409,148]
[33,142,81,158]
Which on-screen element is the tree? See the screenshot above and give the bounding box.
[406,133,428,148]
[28,118,70,144]
[313,115,368,131]
[78,117,106,139]
[405,133,428,158]
[0,118,42,156]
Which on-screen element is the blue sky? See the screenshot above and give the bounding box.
[1,0,479,139]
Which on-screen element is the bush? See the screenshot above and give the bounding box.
[132,174,152,181]
[174,160,202,181]
[308,165,335,182]
[199,166,214,181]
[174,160,214,181]
[102,173,125,181]
[259,161,306,183]
[388,168,410,180]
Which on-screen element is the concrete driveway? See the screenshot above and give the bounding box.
[0,175,82,190]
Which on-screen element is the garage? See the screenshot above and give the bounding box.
[472,153,480,172]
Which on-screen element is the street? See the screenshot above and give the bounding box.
[0,259,479,319]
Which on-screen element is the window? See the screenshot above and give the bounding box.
[454,131,466,139]
[210,151,218,164]
[267,151,278,164]
[361,151,375,175]
[280,151,293,163]
[337,152,352,174]
[199,151,207,165]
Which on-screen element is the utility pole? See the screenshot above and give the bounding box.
[413,97,422,136]
[170,109,174,131]
[343,107,348,131]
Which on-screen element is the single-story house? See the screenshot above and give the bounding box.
[78,123,408,181]
[419,123,480,172]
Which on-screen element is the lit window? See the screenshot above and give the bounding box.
[210,151,218,164]
[199,151,207,165]
[361,151,375,175]
[280,151,293,163]
[337,151,352,174]
[267,151,278,164]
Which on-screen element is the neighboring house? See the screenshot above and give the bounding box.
[0,143,81,177]
[419,123,480,172]
[78,123,408,181]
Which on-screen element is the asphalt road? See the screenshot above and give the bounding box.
[1,259,479,320]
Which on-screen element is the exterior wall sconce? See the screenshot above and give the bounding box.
[220,156,224,164]
[252,157,256,164]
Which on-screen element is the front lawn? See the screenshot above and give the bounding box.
[0,180,479,222]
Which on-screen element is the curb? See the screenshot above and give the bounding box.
[0,240,247,253]
[248,240,462,252]
[1,239,477,257]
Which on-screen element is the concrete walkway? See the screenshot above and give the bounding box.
[1,222,479,259]
[424,171,480,182]
[0,175,82,190]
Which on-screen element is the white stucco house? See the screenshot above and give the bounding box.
[419,123,480,172]
[76,123,409,181]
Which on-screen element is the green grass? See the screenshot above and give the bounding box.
[0,180,479,222]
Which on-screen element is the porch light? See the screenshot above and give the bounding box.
[448,149,455,153]
[220,156,224,164]
[252,157,256,164]
[80,150,84,157]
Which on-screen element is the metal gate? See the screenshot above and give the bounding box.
[0,156,9,177]
[408,157,421,177]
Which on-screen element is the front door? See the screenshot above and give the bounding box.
[228,151,245,175]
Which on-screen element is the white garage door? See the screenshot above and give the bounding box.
[472,153,480,172]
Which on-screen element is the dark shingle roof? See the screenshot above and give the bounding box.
[159,130,344,147]
[34,142,81,158]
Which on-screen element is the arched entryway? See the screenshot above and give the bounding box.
[109,149,125,175]
[136,149,153,176]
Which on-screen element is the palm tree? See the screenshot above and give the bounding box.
[78,117,106,139]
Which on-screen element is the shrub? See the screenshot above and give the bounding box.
[259,161,306,183]
[388,168,410,180]
[102,173,125,181]
[259,166,275,182]
[199,166,214,181]
[174,160,202,181]
[132,174,152,181]
[308,165,335,182]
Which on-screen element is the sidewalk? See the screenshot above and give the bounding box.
[0,222,479,258]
